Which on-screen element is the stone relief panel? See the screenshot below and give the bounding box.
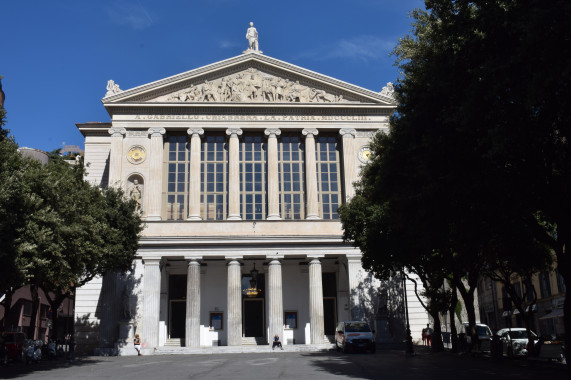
[151,68,357,104]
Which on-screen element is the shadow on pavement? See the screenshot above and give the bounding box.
[0,357,102,379]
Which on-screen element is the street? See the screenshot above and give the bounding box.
[0,348,568,380]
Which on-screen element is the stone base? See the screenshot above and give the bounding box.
[116,342,140,356]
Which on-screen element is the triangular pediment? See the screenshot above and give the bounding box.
[102,53,395,106]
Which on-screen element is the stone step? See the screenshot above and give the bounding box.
[324,335,335,343]
[164,338,182,347]
[242,336,267,346]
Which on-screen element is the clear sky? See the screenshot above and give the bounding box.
[1,0,424,152]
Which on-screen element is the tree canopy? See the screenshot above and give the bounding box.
[0,107,143,333]
[340,0,569,354]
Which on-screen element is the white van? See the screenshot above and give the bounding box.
[335,321,376,353]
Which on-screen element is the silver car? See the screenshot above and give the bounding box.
[496,328,538,357]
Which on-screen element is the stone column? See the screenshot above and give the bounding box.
[107,127,126,186]
[302,129,320,219]
[141,257,162,351]
[308,256,325,344]
[346,254,363,320]
[226,128,243,220]
[187,128,204,220]
[339,128,357,201]
[185,257,201,347]
[265,128,281,220]
[146,127,166,221]
[266,255,284,344]
[227,257,243,345]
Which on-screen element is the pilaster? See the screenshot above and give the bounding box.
[226,257,243,345]
[226,128,243,220]
[308,255,325,344]
[185,257,202,347]
[302,129,320,219]
[146,127,166,221]
[339,128,357,201]
[265,128,282,220]
[141,257,162,351]
[108,127,126,186]
[267,255,284,344]
[187,128,204,221]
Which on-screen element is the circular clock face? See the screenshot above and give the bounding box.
[127,146,146,164]
[359,146,372,163]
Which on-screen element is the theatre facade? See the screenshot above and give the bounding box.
[75,48,426,354]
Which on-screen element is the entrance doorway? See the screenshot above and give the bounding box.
[243,299,265,337]
[323,297,337,335]
[169,300,186,340]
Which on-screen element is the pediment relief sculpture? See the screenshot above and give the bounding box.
[152,68,354,104]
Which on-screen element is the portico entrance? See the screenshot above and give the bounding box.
[243,299,265,337]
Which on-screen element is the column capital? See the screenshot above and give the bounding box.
[302,128,319,137]
[266,252,285,260]
[148,127,166,138]
[225,255,243,262]
[142,257,163,266]
[345,253,362,264]
[264,128,281,138]
[108,127,126,137]
[339,128,357,138]
[187,128,204,137]
[184,256,203,263]
[226,128,243,137]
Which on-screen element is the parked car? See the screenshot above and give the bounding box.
[496,328,538,357]
[460,322,493,352]
[335,321,376,353]
[2,332,27,363]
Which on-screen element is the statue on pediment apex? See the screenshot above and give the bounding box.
[380,82,395,99]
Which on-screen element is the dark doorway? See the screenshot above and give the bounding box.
[170,301,186,340]
[243,299,264,337]
[323,298,337,335]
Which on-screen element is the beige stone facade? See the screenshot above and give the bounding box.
[74,52,429,355]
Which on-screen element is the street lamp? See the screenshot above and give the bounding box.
[402,270,414,354]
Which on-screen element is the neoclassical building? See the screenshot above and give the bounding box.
[74,40,429,354]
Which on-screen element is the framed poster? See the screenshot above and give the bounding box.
[210,312,223,330]
[284,311,297,329]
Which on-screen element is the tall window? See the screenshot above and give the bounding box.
[279,135,305,219]
[240,135,267,220]
[165,135,189,220]
[316,135,342,219]
[556,267,566,294]
[201,135,228,220]
[539,271,552,298]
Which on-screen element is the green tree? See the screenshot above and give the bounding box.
[14,154,143,337]
[342,0,567,354]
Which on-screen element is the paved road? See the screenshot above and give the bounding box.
[1,349,567,379]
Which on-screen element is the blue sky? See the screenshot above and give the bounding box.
[1,0,424,152]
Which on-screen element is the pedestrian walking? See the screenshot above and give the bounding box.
[425,324,433,347]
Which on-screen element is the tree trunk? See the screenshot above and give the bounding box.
[41,287,67,342]
[27,284,39,339]
[453,274,478,352]
[431,313,444,352]
[449,286,459,353]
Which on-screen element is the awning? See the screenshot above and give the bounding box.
[539,308,564,320]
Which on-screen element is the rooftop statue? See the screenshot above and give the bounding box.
[245,22,261,53]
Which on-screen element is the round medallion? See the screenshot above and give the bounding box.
[127,146,146,164]
[359,146,373,163]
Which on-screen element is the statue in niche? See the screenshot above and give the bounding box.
[246,22,259,51]
[130,179,143,213]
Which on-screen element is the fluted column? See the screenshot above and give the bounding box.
[187,128,204,220]
[265,128,281,220]
[308,256,324,344]
[141,257,162,351]
[267,255,284,344]
[107,127,126,186]
[226,128,243,220]
[346,254,363,320]
[227,257,243,345]
[339,128,357,201]
[185,257,201,347]
[302,129,320,219]
[146,127,166,221]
